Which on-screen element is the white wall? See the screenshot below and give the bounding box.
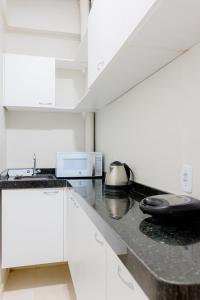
[6,0,80,36]
[6,111,85,168]
[0,8,6,173]
[96,42,200,199]
[3,0,86,169]
[0,6,9,297]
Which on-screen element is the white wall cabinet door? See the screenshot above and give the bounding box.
[2,188,64,268]
[4,54,55,108]
[107,245,149,300]
[88,0,156,87]
[68,192,106,300]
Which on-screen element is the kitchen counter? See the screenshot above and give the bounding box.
[2,169,200,299]
[0,169,66,189]
[68,178,200,300]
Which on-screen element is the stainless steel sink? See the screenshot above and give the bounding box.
[14,175,55,180]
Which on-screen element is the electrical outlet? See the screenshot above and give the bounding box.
[181,165,193,193]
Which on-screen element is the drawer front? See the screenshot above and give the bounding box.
[107,245,149,300]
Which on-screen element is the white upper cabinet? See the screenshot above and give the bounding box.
[3,54,87,111]
[78,0,200,111]
[4,54,55,108]
[88,0,156,87]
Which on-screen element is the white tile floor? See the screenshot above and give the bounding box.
[2,264,76,300]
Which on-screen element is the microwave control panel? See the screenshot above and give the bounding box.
[95,153,103,176]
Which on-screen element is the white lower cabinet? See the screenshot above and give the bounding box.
[68,192,106,300]
[2,188,64,268]
[64,189,68,261]
[107,245,149,300]
[2,187,149,299]
[68,191,149,300]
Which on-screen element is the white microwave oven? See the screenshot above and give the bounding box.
[56,152,103,178]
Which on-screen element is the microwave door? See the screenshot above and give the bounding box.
[62,157,93,177]
[56,152,99,178]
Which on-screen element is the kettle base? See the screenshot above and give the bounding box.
[105,181,134,191]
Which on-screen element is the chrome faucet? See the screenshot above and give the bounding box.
[33,153,41,176]
[33,153,37,176]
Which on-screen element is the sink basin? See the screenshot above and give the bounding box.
[14,175,55,181]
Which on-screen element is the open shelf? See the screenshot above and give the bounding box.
[55,58,86,71]
[55,67,86,110]
[76,31,88,64]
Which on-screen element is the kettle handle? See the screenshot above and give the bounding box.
[124,163,134,181]
[128,197,134,210]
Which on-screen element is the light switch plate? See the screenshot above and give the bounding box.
[181,165,193,193]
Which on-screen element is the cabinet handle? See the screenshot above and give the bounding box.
[97,61,105,71]
[73,201,79,208]
[38,102,53,105]
[44,191,59,195]
[71,198,79,208]
[94,232,104,246]
[117,266,134,291]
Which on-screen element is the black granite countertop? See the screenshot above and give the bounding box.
[0,169,66,189]
[68,178,200,300]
